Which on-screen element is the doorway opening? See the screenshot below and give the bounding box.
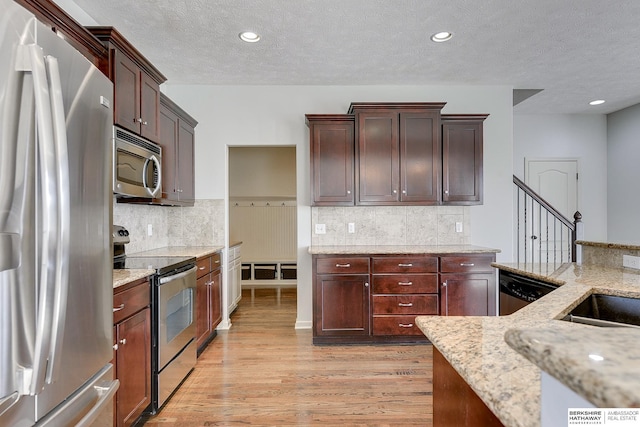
[228,146,297,320]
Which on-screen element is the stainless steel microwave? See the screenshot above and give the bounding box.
[113,127,162,198]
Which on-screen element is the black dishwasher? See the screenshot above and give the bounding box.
[499,270,559,315]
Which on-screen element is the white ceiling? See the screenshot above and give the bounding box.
[71,0,640,114]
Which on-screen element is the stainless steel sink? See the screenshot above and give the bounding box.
[562,294,640,329]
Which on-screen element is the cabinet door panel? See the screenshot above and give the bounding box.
[357,113,399,203]
[210,269,222,329]
[159,103,179,200]
[139,72,160,142]
[442,121,483,204]
[115,308,151,427]
[311,121,355,205]
[440,273,496,316]
[314,274,370,336]
[196,273,212,349]
[400,112,440,203]
[113,50,140,134]
[178,120,195,202]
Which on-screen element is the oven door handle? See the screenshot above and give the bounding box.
[159,265,197,284]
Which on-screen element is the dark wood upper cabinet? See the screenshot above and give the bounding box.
[306,115,355,206]
[349,103,445,206]
[159,94,197,206]
[442,114,488,205]
[87,26,166,144]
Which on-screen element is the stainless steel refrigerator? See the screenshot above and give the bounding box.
[0,0,118,425]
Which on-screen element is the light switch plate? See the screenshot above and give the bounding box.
[147,223,153,236]
[623,255,640,269]
[348,223,355,233]
[455,222,463,233]
[315,224,326,234]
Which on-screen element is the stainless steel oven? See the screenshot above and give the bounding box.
[155,264,197,409]
[112,236,197,414]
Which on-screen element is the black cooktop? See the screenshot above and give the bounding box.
[114,256,196,275]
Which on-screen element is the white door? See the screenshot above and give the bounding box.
[525,159,578,263]
[526,159,578,219]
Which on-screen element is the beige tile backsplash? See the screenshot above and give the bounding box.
[113,198,225,254]
[115,200,471,253]
[312,205,471,246]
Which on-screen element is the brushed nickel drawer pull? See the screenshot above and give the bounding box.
[398,263,413,267]
[398,281,413,286]
[335,263,351,268]
[460,263,475,267]
[398,302,413,307]
[113,303,125,312]
[199,266,206,270]
[399,323,413,328]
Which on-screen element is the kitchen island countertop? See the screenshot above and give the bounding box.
[416,262,640,427]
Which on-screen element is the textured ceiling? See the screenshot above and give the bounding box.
[71,0,640,114]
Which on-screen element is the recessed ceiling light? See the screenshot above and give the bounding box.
[589,99,605,106]
[239,31,261,43]
[431,31,453,43]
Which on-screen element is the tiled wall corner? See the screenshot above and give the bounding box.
[113,198,225,253]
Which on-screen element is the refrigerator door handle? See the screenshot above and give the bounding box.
[19,43,59,395]
[43,54,71,385]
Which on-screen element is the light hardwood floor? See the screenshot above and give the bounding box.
[143,288,433,426]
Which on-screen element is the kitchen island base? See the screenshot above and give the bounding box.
[433,347,504,427]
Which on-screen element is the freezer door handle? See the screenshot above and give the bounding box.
[0,392,19,417]
[43,54,71,385]
[37,365,119,427]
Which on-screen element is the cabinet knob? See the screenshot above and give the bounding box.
[402,190,407,194]
[393,190,397,194]
[347,190,351,194]
[135,117,143,123]
[142,121,148,126]
[442,281,447,287]
[364,282,369,287]
[444,190,449,195]
[119,338,127,345]
[113,344,118,351]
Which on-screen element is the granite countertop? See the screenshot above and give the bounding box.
[113,268,154,289]
[308,244,500,255]
[416,262,640,427]
[130,245,224,259]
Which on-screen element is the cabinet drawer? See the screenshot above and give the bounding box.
[372,274,438,294]
[372,295,439,315]
[373,316,426,336]
[440,255,494,273]
[210,252,222,270]
[372,257,437,273]
[113,280,150,324]
[196,256,211,278]
[316,257,369,274]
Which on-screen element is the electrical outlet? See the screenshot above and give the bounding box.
[455,222,463,233]
[348,222,355,233]
[622,255,640,270]
[315,224,326,234]
[147,224,153,236]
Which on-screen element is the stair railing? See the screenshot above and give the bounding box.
[513,175,583,265]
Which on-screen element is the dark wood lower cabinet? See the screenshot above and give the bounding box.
[196,252,222,354]
[433,347,504,427]
[312,253,496,344]
[113,278,151,427]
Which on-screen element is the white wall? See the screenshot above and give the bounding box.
[607,103,640,243]
[513,114,608,242]
[163,84,513,328]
